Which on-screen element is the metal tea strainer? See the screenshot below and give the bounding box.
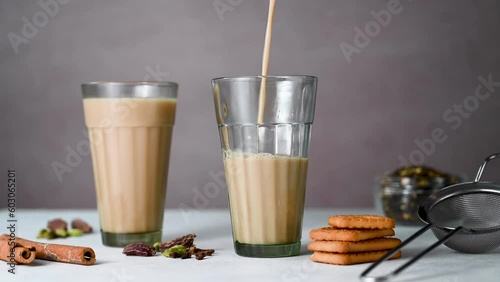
[361,153,500,282]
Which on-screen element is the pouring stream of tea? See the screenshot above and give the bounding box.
[257,0,276,124]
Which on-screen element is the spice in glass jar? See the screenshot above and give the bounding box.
[377,166,461,225]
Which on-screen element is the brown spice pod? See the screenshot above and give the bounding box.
[0,240,36,264]
[48,218,68,231]
[0,234,95,265]
[71,219,93,233]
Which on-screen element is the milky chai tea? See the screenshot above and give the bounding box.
[82,82,177,247]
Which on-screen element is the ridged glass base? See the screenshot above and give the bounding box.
[234,241,301,258]
[101,230,162,247]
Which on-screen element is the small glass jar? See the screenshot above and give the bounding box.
[375,167,461,225]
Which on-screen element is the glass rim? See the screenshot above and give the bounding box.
[81,81,178,99]
[211,75,317,83]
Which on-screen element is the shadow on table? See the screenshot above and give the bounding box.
[20,260,49,267]
[367,246,500,282]
[161,221,231,241]
[300,243,310,255]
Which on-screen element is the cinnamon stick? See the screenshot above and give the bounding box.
[0,234,96,265]
[0,240,35,264]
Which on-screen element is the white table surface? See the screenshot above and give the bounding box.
[2,208,500,282]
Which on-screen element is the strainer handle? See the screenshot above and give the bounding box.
[474,153,500,182]
[360,224,463,282]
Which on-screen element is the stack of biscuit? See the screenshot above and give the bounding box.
[308,215,402,265]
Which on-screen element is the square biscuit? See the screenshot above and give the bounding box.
[308,238,402,253]
[328,215,395,229]
[309,227,395,242]
[311,250,402,265]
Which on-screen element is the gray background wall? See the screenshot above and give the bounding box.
[2,0,500,209]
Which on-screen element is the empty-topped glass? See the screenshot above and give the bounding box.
[212,76,318,257]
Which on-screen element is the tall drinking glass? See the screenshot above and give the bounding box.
[81,82,177,247]
[211,76,317,257]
